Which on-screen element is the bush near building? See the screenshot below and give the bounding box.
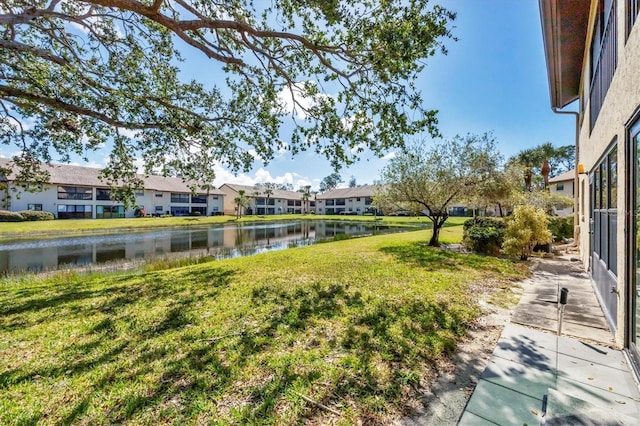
[503,205,553,260]
[0,210,55,222]
[548,216,573,242]
[462,217,506,255]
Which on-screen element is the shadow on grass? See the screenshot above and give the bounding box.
[0,263,474,424]
[380,241,513,273]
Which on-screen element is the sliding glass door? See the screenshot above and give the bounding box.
[629,119,640,369]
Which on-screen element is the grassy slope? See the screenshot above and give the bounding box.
[0,228,527,425]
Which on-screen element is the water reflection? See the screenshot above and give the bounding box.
[0,220,416,275]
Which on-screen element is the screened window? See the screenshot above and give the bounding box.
[592,142,618,274]
[57,204,93,219]
[96,205,125,218]
[191,195,207,204]
[96,188,111,200]
[590,0,618,130]
[557,183,565,191]
[58,186,92,200]
[628,0,639,37]
[171,193,189,203]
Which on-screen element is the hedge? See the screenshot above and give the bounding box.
[462,217,506,255]
[17,210,55,221]
[0,210,55,222]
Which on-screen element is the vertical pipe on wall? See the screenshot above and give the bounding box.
[552,107,580,245]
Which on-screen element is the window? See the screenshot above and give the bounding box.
[26,183,42,192]
[335,199,346,206]
[628,0,639,37]
[590,0,618,129]
[191,194,207,204]
[96,188,111,200]
[287,200,295,206]
[156,192,163,198]
[135,190,145,197]
[28,204,42,211]
[57,204,92,219]
[365,197,373,205]
[155,206,163,212]
[592,142,618,274]
[556,183,565,191]
[171,206,189,216]
[96,205,125,218]
[171,193,189,203]
[58,186,92,200]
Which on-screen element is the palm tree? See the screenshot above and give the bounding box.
[234,189,248,219]
[264,184,274,215]
[301,185,311,214]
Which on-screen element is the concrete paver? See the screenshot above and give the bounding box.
[459,257,640,425]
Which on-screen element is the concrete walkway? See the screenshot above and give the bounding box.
[459,257,640,425]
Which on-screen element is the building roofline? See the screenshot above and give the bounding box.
[539,0,591,108]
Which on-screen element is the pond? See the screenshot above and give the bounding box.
[0,220,422,275]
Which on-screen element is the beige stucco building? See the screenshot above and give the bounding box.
[548,169,575,216]
[218,183,315,216]
[315,186,379,215]
[0,158,225,218]
[540,0,640,372]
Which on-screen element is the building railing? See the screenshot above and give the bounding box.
[590,0,618,130]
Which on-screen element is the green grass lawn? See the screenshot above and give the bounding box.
[0,229,527,425]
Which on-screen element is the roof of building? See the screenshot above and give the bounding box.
[0,157,225,195]
[218,183,304,200]
[315,186,380,199]
[539,0,591,108]
[548,169,575,183]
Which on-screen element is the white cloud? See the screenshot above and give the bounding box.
[350,143,367,154]
[382,151,397,160]
[277,82,332,120]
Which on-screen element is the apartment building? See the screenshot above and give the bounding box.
[548,169,575,216]
[218,183,315,216]
[540,0,640,370]
[0,158,225,218]
[315,186,379,215]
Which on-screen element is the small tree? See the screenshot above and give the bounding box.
[503,205,553,260]
[379,133,503,246]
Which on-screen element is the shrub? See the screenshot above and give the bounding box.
[462,217,506,254]
[548,216,573,241]
[17,210,55,221]
[502,205,553,260]
[0,210,25,222]
[134,208,146,217]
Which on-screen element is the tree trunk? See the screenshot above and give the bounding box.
[428,216,444,247]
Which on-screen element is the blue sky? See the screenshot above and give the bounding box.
[1,0,576,191]
[210,0,576,190]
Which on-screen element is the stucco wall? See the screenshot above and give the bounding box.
[577,4,640,343]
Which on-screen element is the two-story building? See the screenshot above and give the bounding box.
[548,169,575,216]
[0,158,225,218]
[315,186,379,215]
[540,0,640,371]
[218,184,316,216]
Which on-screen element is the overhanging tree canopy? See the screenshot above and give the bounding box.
[0,0,455,196]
